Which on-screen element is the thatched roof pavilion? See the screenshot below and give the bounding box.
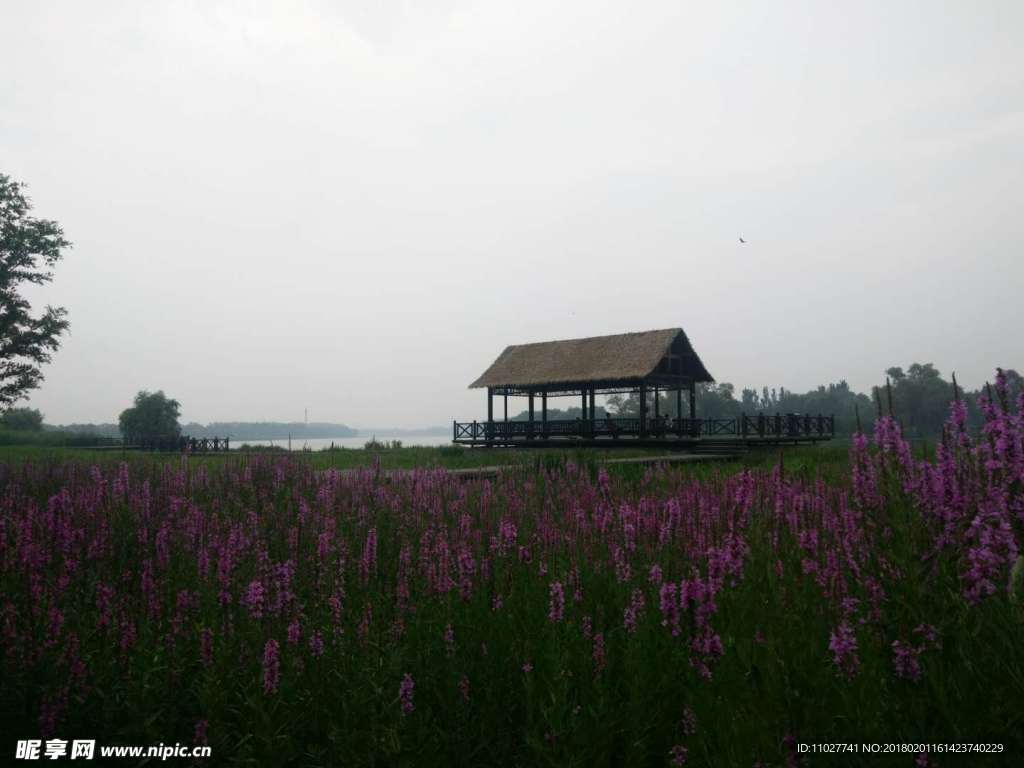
[467,328,714,438]
[470,328,713,395]
[455,328,835,446]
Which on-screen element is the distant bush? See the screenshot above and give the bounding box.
[364,437,404,450]
[236,443,288,453]
[437,444,465,458]
[1,408,44,432]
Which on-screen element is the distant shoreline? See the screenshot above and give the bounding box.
[43,422,451,441]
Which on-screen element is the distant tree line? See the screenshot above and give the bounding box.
[504,363,1020,438]
[38,420,359,442]
[6,363,1021,444]
[506,405,610,422]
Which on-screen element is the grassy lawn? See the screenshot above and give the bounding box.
[0,439,852,477]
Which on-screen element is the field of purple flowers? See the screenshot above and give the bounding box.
[2,372,1022,766]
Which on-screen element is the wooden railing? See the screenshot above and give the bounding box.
[102,436,232,453]
[453,414,834,442]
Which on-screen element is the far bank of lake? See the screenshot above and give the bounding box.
[234,435,453,451]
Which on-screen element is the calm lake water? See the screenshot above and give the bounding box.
[232,435,453,451]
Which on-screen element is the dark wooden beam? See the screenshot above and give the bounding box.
[528,392,535,439]
[689,381,696,419]
[542,392,548,437]
[639,382,647,437]
[676,387,683,435]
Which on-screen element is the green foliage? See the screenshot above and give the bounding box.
[236,443,288,453]
[0,173,71,407]
[1,406,43,431]
[508,405,608,421]
[118,390,182,442]
[601,365,1024,438]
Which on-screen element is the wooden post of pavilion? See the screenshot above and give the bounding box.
[653,385,660,435]
[581,388,587,436]
[589,388,595,437]
[528,392,535,439]
[639,382,648,437]
[541,391,548,438]
[676,387,683,436]
[487,387,494,441]
[689,381,696,420]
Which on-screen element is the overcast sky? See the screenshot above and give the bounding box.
[3,0,1022,428]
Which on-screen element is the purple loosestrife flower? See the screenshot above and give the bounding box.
[659,582,681,637]
[309,631,325,658]
[548,581,565,623]
[612,546,632,583]
[287,619,301,646]
[623,588,645,634]
[443,623,456,657]
[360,528,377,585]
[458,674,470,702]
[669,745,688,766]
[118,616,136,655]
[648,564,663,586]
[828,622,860,679]
[592,632,606,677]
[45,607,63,649]
[891,640,921,682]
[357,605,372,644]
[680,704,698,736]
[913,623,941,650]
[782,734,799,768]
[95,583,115,632]
[242,580,265,620]
[200,627,214,668]
[194,720,208,746]
[262,639,280,695]
[398,673,415,715]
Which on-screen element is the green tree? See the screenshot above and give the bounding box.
[119,390,182,443]
[1,406,44,431]
[0,174,71,406]
[882,363,954,437]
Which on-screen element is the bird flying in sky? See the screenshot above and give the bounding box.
[739,237,746,243]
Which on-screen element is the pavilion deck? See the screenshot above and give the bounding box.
[452,413,835,448]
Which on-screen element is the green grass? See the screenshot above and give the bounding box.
[0,440,846,475]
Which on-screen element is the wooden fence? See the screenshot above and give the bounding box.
[453,413,835,443]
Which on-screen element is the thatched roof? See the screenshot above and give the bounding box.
[469,328,713,390]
